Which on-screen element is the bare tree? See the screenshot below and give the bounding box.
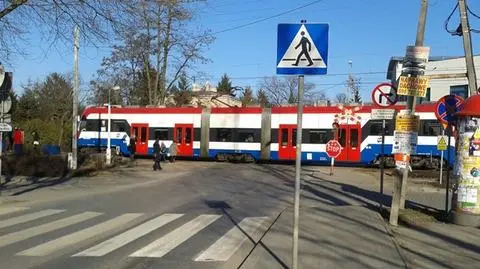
[259,76,322,106]
[346,74,362,103]
[0,1,133,61]
[334,93,347,104]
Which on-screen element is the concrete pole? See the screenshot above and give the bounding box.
[458,0,478,96]
[292,75,304,269]
[71,25,79,170]
[106,88,112,166]
[390,0,428,225]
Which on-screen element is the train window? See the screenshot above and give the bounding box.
[369,121,390,135]
[350,129,358,147]
[186,127,192,143]
[217,128,232,142]
[112,120,128,132]
[141,127,147,143]
[176,128,183,143]
[86,120,100,131]
[281,129,288,146]
[339,128,347,147]
[292,129,297,146]
[239,131,255,142]
[154,129,169,140]
[421,120,443,136]
[309,130,330,143]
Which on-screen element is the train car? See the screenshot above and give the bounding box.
[78,103,454,167]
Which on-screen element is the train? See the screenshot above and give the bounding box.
[78,103,454,168]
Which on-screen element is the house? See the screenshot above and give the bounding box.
[386,55,480,102]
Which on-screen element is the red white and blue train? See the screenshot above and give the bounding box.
[78,103,453,167]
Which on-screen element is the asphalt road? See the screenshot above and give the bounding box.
[0,162,293,269]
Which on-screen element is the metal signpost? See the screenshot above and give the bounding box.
[277,21,328,269]
[326,139,342,175]
[435,94,464,217]
[437,133,447,184]
[371,83,398,212]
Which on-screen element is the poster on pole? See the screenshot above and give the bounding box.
[392,131,418,154]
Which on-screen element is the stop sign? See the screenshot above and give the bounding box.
[326,140,342,158]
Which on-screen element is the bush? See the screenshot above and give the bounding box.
[2,153,68,177]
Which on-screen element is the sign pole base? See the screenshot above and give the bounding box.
[330,158,334,176]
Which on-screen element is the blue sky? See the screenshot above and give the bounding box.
[7,0,480,102]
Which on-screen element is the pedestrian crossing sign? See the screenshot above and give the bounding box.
[437,136,447,151]
[277,23,329,75]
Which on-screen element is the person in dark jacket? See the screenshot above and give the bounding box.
[129,135,136,161]
[153,138,162,171]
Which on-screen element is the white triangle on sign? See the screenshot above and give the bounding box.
[277,25,326,68]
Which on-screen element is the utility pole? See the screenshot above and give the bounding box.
[458,0,478,96]
[71,25,79,170]
[390,0,428,226]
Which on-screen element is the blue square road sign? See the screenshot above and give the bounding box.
[276,23,329,75]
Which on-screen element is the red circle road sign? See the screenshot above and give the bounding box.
[326,140,342,158]
[371,83,398,108]
[435,94,464,125]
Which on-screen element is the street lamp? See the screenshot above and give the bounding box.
[106,85,120,165]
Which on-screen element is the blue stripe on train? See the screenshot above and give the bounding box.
[362,144,455,165]
[79,138,455,164]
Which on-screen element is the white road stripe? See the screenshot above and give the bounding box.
[17,213,142,256]
[194,217,269,262]
[0,211,102,248]
[73,213,184,257]
[0,207,29,216]
[130,214,221,258]
[0,209,65,229]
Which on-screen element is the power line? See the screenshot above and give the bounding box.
[213,0,327,35]
[445,2,460,35]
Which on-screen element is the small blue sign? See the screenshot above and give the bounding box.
[277,23,329,75]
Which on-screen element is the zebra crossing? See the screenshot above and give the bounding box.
[0,206,269,262]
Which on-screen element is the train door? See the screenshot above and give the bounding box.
[174,124,194,156]
[131,123,149,155]
[335,124,361,161]
[278,124,297,160]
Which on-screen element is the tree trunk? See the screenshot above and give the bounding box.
[159,4,173,105]
[155,3,162,106]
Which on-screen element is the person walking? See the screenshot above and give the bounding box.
[129,135,136,162]
[169,141,177,163]
[153,138,162,171]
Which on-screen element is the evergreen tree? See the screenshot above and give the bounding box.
[217,73,232,95]
[240,87,256,107]
[257,89,269,108]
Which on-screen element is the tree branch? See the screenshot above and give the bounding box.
[0,0,28,19]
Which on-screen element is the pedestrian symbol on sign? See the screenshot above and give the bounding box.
[293,31,313,66]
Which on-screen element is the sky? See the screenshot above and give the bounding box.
[6,0,480,102]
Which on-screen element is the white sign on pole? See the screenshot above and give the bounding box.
[0,122,12,132]
[392,131,418,154]
[371,109,395,120]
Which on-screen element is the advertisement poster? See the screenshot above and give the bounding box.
[455,117,480,213]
